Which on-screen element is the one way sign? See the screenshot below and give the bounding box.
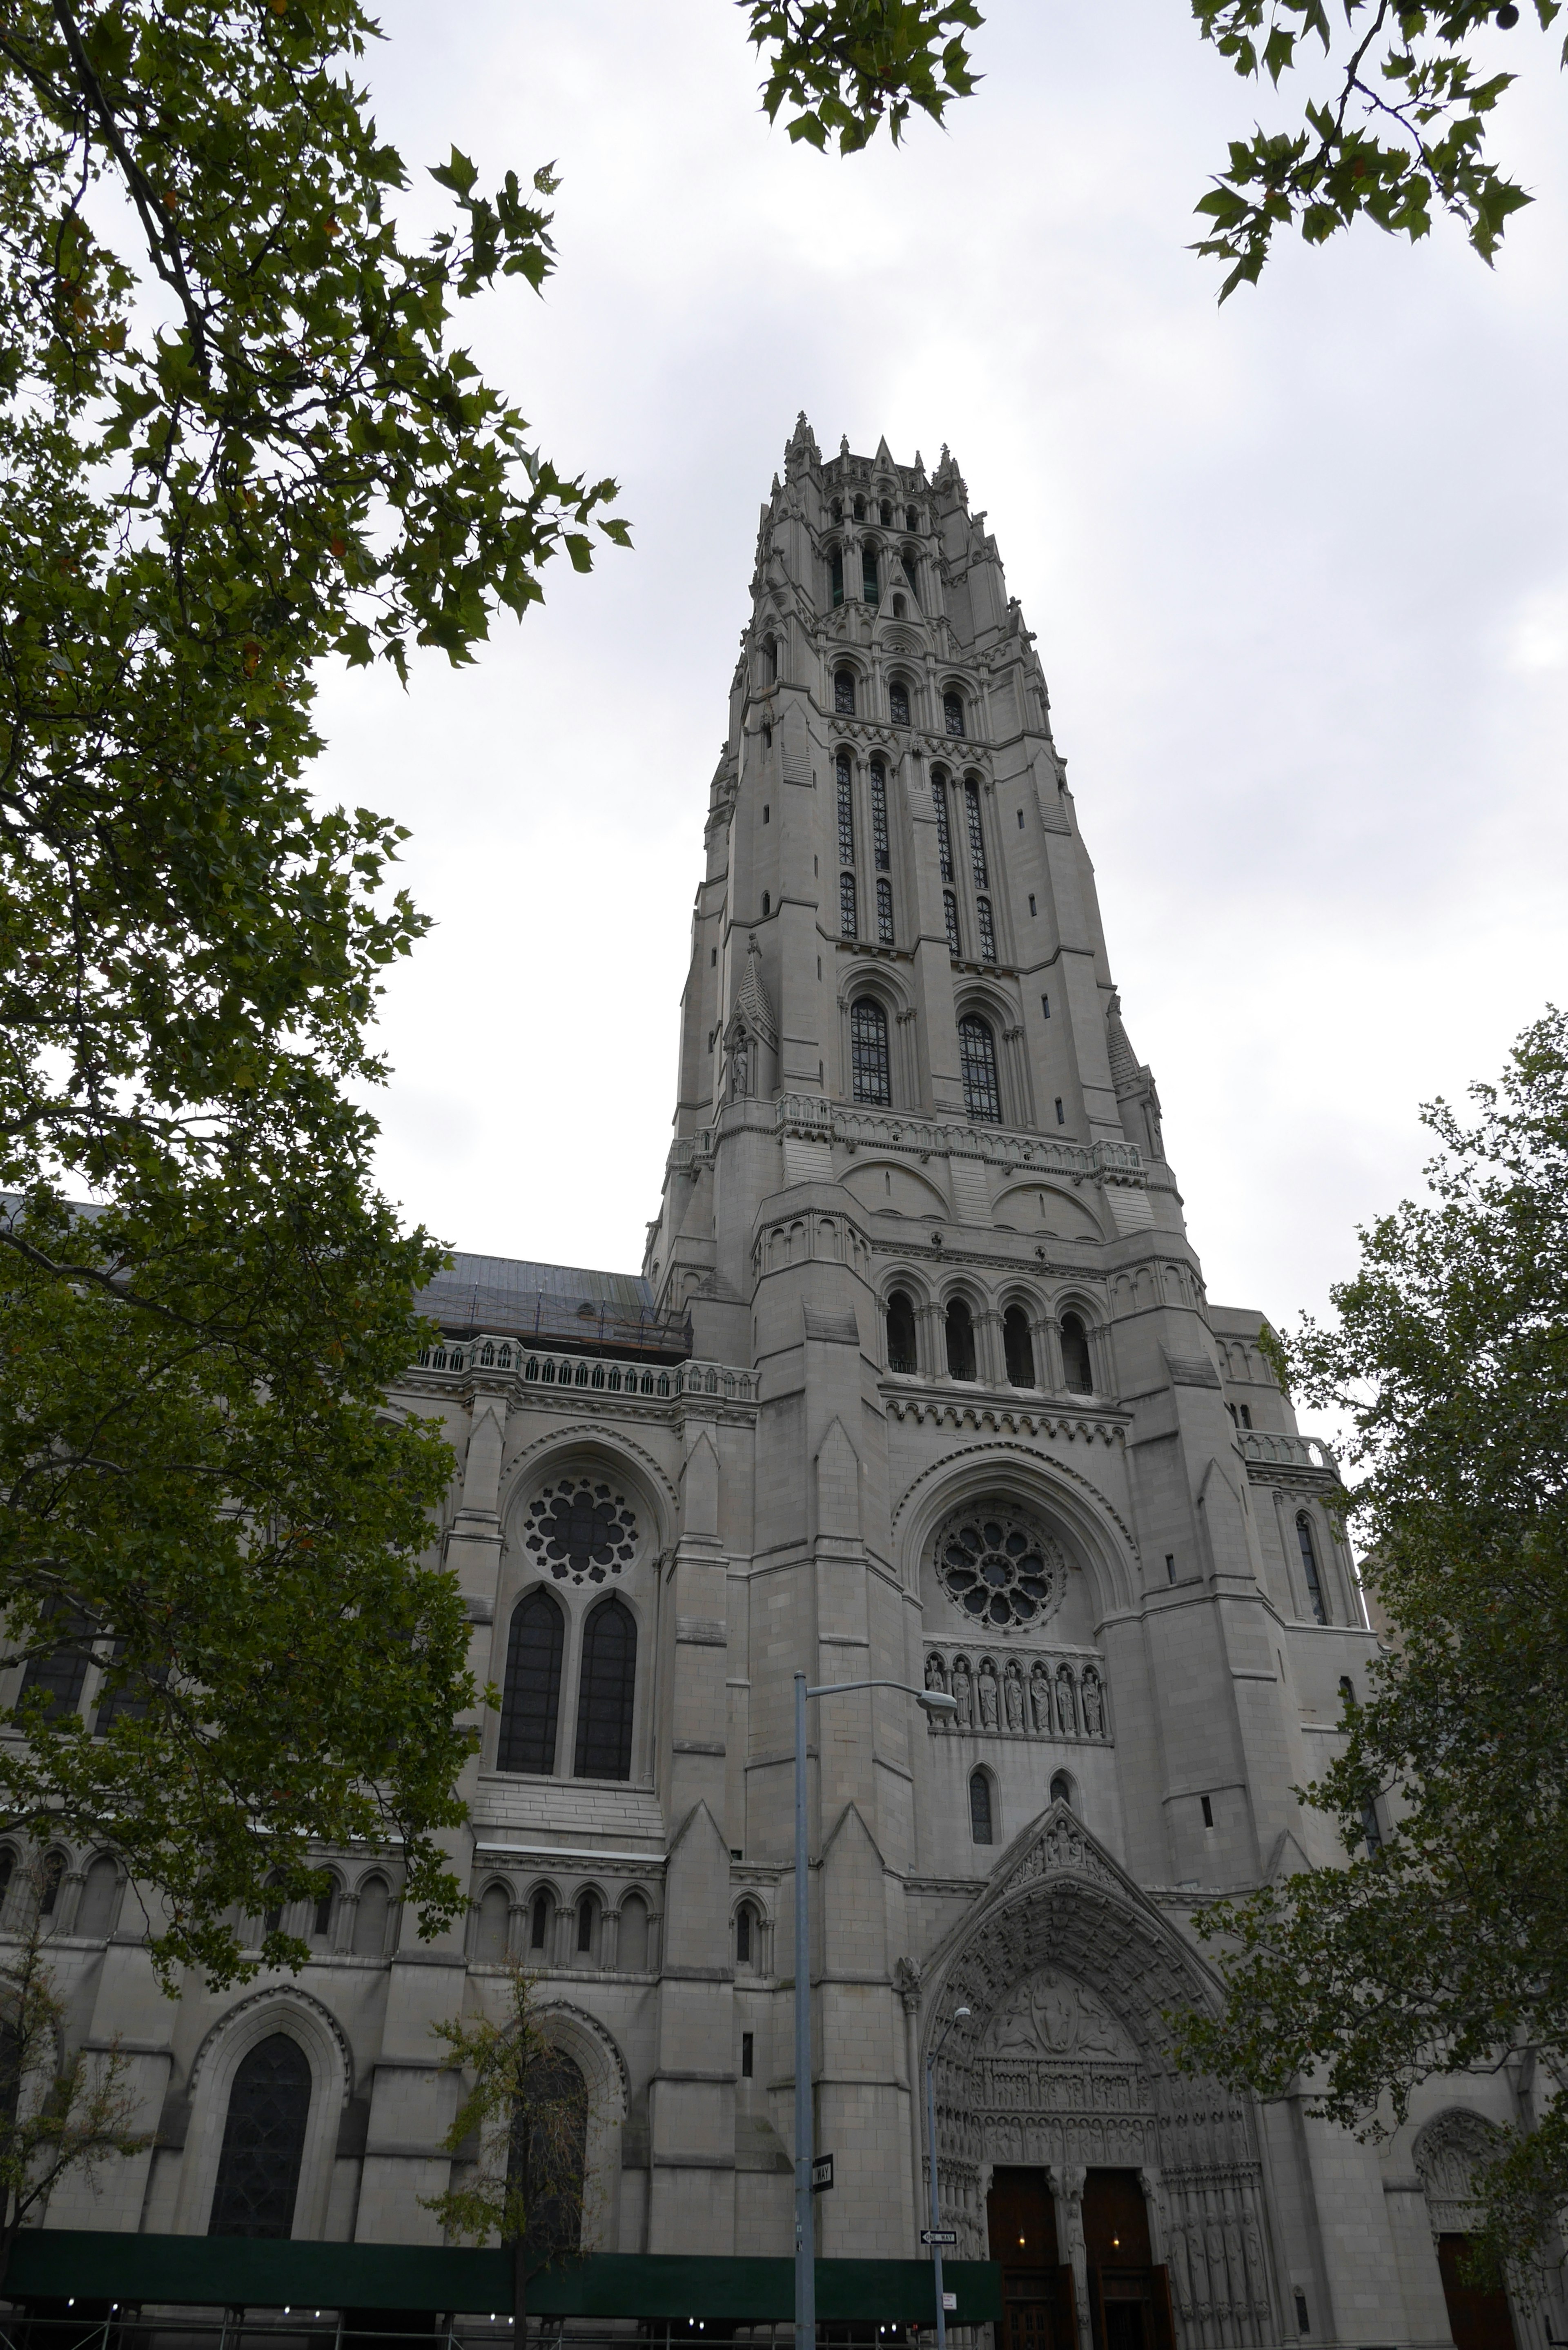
[921,2228,958,2246]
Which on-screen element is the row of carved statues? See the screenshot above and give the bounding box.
[924,1648,1109,1739]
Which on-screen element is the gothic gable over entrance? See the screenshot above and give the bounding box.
[922,1804,1279,2348]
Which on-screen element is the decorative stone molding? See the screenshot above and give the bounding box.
[886,1392,1127,1447]
[923,1648,1110,1744]
[411,1339,757,1407]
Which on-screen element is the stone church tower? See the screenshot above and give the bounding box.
[21,423,1539,2350]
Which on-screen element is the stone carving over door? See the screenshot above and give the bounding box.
[1413,2109,1503,2234]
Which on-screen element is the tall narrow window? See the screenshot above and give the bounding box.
[1296,1514,1328,1624]
[208,2035,312,2239]
[943,891,961,957]
[38,1851,64,1916]
[93,1639,167,1734]
[958,1015,1001,1123]
[932,774,954,882]
[862,546,880,604]
[1003,1305,1035,1388]
[511,2051,588,2264]
[851,999,891,1105]
[573,1597,637,1781]
[765,635,778,682]
[476,1884,510,1962]
[352,1874,390,1956]
[498,1589,565,1775]
[905,505,919,532]
[870,762,890,869]
[830,547,844,606]
[889,678,910,726]
[886,1291,917,1374]
[969,1770,993,1845]
[853,495,865,522]
[834,668,855,716]
[1060,1313,1094,1394]
[735,1905,752,1965]
[880,499,893,526]
[20,1607,94,1723]
[976,896,997,964]
[836,753,855,863]
[530,1891,550,1950]
[619,1892,648,1970]
[901,545,919,588]
[1361,1801,1383,1855]
[576,1893,596,1954]
[840,871,858,940]
[876,878,895,945]
[1049,1772,1072,1807]
[944,691,964,737]
[964,779,989,887]
[945,1298,977,1382]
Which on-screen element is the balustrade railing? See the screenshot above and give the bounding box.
[413,1338,757,1405]
[1236,1428,1338,1473]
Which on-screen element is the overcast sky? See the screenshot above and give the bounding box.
[313,0,1568,1354]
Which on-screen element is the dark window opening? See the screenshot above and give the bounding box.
[905,505,919,531]
[762,803,769,824]
[853,495,865,522]
[208,2034,311,2239]
[851,998,891,1105]
[1028,893,1037,915]
[830,546,844,606]
[892,593,906,617]
[1041,992,1051,1018]
[1201,1794,1215,1828]
[943,891,961,957]
[765,636,778,682]
[499,1589,565,1775]
[1049,1772,1071,1806]
[880,499,892,526]
[1361,1801,1383,1855]
[944,691,964,737]
[509,2049,587,2266]
[573,1598,637,1781]
[1054,1096,1065,1125]
[870,761,890,869]
[932,773,954,881]
[876,878,895,945]
[886,1290,917,1374]
[20,1606,95,1723]
[530,1892,550,1950]
[889,678,910,726]
[1003,1305,1035,1388]
[38,1851,64,1917]
[1165,1554,1176,1584]
[262,1873,286,1936]
[976,895,997,963]
[1297,1512,1328,1623]
[969,1770,993,1844]
[958,1015,1001,1123]
[1060,1312,1093,1394]
[834,668,855,716]
[1294,2291,1310,2336]
[736,1905,751,1964]
[312,1884,335,1939]
[840,871,858,939]
[945,1298,977,1382]
[837,752,855,863]
[741,2031,754,2078]
[577,1894,595,1954]
[862,547,880,605]
[964,778,988,887]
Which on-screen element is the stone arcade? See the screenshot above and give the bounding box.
[8,424,1544,2350]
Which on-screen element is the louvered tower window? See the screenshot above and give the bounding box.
[836,754,855,864]
[840,871,858,939]
[943,891,961,957]
[876,878,895,945]
[976,895,997,964]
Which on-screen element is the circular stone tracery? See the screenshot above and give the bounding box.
[523,1476,637,1586]
[935,1504,1067,1630]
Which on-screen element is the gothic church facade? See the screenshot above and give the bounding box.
[18,422,1541,2350]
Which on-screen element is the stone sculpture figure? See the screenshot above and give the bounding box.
[1081,1672,1104,1737]
[952,1655,974,1729]
[1004,1660,1025,1731]
[925,1651,949,1714]
[978,1659,1000,1729]
[1167,2223,1194,2318]
[1030,1660,1052,1732]
[1056,1663,1078,1736]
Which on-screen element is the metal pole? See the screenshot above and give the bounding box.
[794,1669,815,2350]
[926,2051,946,2350]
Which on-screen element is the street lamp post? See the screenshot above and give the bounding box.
[793,1671,957,2348]
[924,2003,971,2350]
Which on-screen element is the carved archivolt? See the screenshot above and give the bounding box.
[1413,2108,1503,2234]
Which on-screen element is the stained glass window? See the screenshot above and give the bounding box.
[510,2050,587,2262]
[208,2034,311,2239]
[943,890,961,957]
[862,547,879,605]
[840,871,858,939]
[830,548,844,607]
[969,1771,993,1844]
[499,1589,564,1775]
[944,691,964,737]
[834,668,855,715]
[931,775,954,882]
[836,754,855,863]
[886,1291,917,1374]
[889,678,910,726]
[851,999,891,1105]
[574,1597,637,1781]
[876,878,895,946]
[958,1015,1001,1123]
[522,1477,637,1586]
[870,762,890,869]
[976,895,997,963]
[1296,1514,1327,1625]
[964,779,988,887]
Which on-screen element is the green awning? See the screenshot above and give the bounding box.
[5,2234,1002,2325]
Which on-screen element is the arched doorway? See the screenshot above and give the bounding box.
[1414,2115,1518,2350]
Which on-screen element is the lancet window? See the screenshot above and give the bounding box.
[876,878,895,945]
[889,677,910,725]
[834,668,855,716]
[1296,1512,1328,1624]
[870,761,890,868]
[964,779,989,887]
[862,546,880,604]
[943,891,961,957]
[886,1290,918,1374]
[498,1589,564,1775]
[944,690,965,737]
[208,2035,311,2240]
[958,1015,1001,1123]
[1060,1313,1094,1394]
[976,895,997,964]
[1003,1305,1035,1388]
[932,773,954,881]
[573,1597,637,1781]
[836,753,855,862]
[945,1298,977,1382]
[840,872,858,939]
[851,999,891,1105]
[969,1770,994,1844]
[830,547,844,607]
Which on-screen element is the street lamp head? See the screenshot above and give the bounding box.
[918,1689,959,1714]
[953,2006,971,2020]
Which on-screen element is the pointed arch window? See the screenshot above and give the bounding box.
[958,1015,1001,1123]
[850,999,891,1105]
[830,547,844,607]
[901,546,919,590]
[834,668,855,716]
[889,678,910,726]
[879,499,893,526]
[944,691,965,737]
[905,505,919,531]
[870,762,890,870]
[764,634,778,682]
[876,878,895,946]
[862,546,880,605]
[886,1290,917,1374]
[499,1589,564,1775]
[1296,1513,1328,1624]
[963,779,989,887]
[1003,1305,1035,1388]
[1049,1771,1073,1807]
[943,891,961,958]
[510,2049,588,2264]
[836,753,855,862]
[969,1770,993,1844]
[931,773,954,882]
[573,1597,637,1781]
[840,871,858,940]
[20,1606,94,1723]
[1060,1313,1094,1395]
[945,1298,977,1382]
[208,2034,311,2239]
[853,495,866,522]
[976,895,997,964]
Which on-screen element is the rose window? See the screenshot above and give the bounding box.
[523,1476,637,1586]
[935,1506,1066,1629]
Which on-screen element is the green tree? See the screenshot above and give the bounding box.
[1170,1009,1568,2270]
[0,1856,149,2289]
[422,1965,595,2332]
[742,0,1566,294]
[0,0,626,1986]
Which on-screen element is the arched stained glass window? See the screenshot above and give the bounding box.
[943,891,961,958]
[964,779,989,887]
[499,1589,564,1775]
[931,774,954,882]
[574,1598,637,1781]
[876,878,895,945]
[851,999,891,1105]
[870,762,890,870]
[1060,1313,1094,1395]
[1296,1513,1328,1624]
[208,2034,311,2239]
[945,1298,977,1383]
[944,691,964,737]
[969,1770,993,1845]
[889,678,910,726]
[1003,1305,1035,1388]
[834,668,855,716]
[837,753,855,863]
[510,2050,588,2263]
[976,896,997,964]
[830,546,844,607]
[886,1291,917,1374]
[958,1015,1001,1123]
[840,871,858,940]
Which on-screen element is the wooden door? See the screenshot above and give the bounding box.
[1083,2170,1157,2350]
[1438,2235,1517,2350]
[988,2167,1074,2350]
